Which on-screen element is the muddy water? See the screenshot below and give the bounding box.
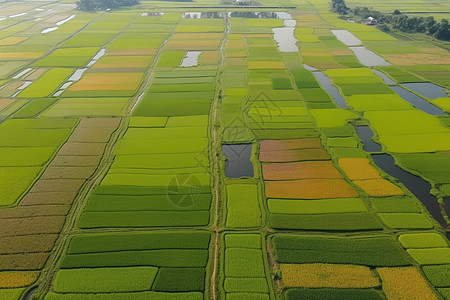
[402,82,449,100]
[354,125,381,152]
[222,144,254,178]
[371,154,447,227]
[390,86,446,115]
[313,72,348,109]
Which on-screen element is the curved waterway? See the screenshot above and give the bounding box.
[355,126,447,227]
[313,72,348,109]
[222,144,254,178]
[354,126,381,152]
[390,86,446,115]
[402,82,449,100]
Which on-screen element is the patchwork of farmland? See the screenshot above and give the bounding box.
[0,0,449,299]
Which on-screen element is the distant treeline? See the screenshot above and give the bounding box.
[331,0,450,41]
[77,0,140,11]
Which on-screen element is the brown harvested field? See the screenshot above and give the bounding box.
[20,192,78,206]
[0,52,43,59]
[262,161,343,180]
[0,98,15,112]
[354,179,404,196]
[0,82,24,97]
[259,138,322,152]
[0,235,58,254]
[50,156,101,167]
[338,158,382,180]
[29,179,86,193]
[265,179,359,199]
[106,49,157,56]
[58,142,106,156]
[24,68,48,80]
[0,216,65,236]
[259,148,330,162]
[0,205,69,218]
[384,54,450,65]
[377,267,438,300]
[0,271,39,288]
[172,33,223,40]
[280,263,379,288]
[166,40,221,50]
[78,118,121,128]
[200,51,219,64]
[68,127,116,143]
[0,252,48,270]
[41,167,96,180]
[68,73,143,91]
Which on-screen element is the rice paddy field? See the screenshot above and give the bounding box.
[0,0,449,299]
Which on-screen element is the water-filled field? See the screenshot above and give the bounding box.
[0,0,449,299]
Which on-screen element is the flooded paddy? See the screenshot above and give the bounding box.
[402,82,449,100]
[222,144,254,178]
[331,29,361,46]
[350,46,390,67]
[372,69,395,85]
[180,51,202,67]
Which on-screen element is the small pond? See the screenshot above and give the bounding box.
[402,82,449,100]
[313,72,348,109]
[180,51,202,67]
[390,86,446,115]
[349,46,390,67]
[222,144,254,178]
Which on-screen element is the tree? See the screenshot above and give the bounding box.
[393,9,401,15]
[76,0,140,11]
[331,0,349,15]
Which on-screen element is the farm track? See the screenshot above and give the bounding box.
[31,16,183,300]
[210,14,229,300]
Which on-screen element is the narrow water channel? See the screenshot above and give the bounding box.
[222,144,254,178]
[355,126,447,228]
[402,82,449,100]
[354,126,381,152]
[313,72,348,109]
[390,86,446,115]
[350,46,390,67]
[371,154,447,227]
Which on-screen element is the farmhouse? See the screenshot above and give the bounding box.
[364,17,378,25]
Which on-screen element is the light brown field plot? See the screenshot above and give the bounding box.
[332,50,353,55]
[281,264,379,288]
[25,68,48,80]
[29,179,86,193]
[227,58,246,66]
[92,56,153,69]
[354,179,404,196]
[259,148,330,162]
[58,142,106,156]
[385,54,450,65]
[338,158,381,180]
[0,205,69,218]
[248,61,286,69]
[106,49,157,56]
[200,51,219,64]
[0,37,27,46]
[173,33,223,40]
[0,252,48,270]
[40,167,96,180]
[20,192,78,206]
[265,179,359,199]
[226,39,246,50]
[0,216,65,236]
[0,271,39,288]
[377,267,438,300]
[0,235,57,254]
[68,73,143,91]
[260,138,322,152]
[263,161,343,180]
[0,98,15,112]
[166,40,221,50]
[48,155,101,167]
[78,118,121,128]
[0,52,43,59]
[68,127,117,143]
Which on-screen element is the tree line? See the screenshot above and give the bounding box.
[331,0,450,41]
[77,0,140,11]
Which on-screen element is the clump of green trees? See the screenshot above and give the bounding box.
[77,0,140,11]
[331,0,450,41]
